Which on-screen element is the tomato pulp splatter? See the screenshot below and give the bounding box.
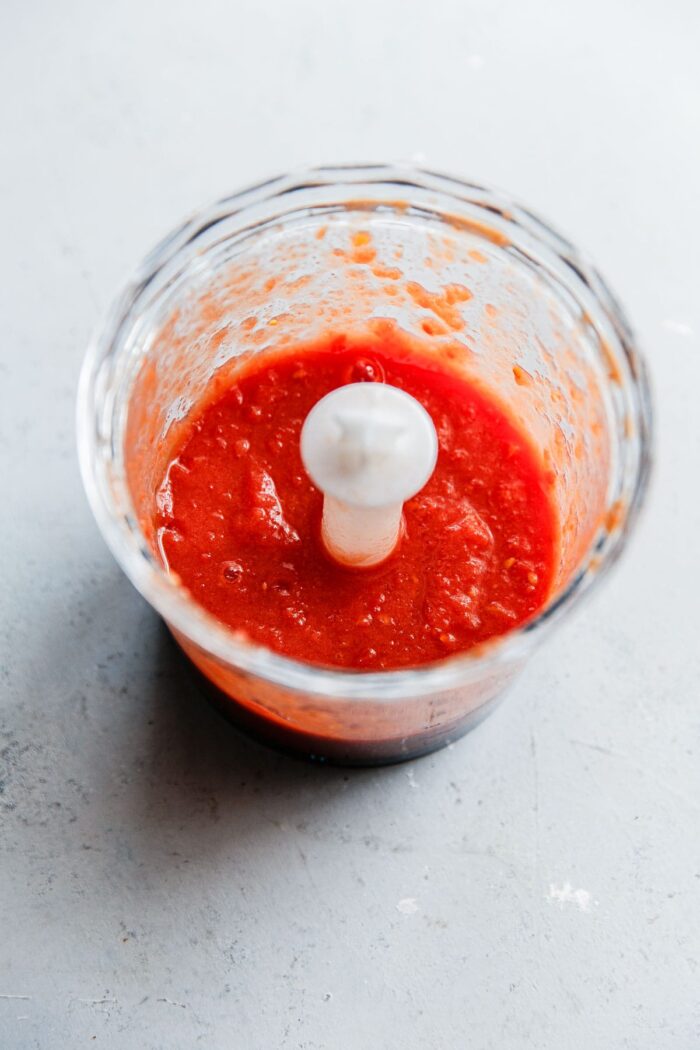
[156,336,557,669]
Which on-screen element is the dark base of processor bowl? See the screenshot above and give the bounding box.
[187,664,502,767]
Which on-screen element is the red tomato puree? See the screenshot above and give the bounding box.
[156,334,557,669]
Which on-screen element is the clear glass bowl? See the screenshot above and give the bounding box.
[77,164,652,765]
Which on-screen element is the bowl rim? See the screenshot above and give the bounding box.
[76,162,653,701]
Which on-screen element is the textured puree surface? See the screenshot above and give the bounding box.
[156,333,557,669]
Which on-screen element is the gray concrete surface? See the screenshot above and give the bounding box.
[2,1,700,1047]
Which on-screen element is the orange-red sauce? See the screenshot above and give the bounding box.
[156,334,557,669]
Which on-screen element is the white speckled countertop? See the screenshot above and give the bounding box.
[2,1,699,1046]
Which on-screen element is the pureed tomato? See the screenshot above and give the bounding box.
[156,332,557,670]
